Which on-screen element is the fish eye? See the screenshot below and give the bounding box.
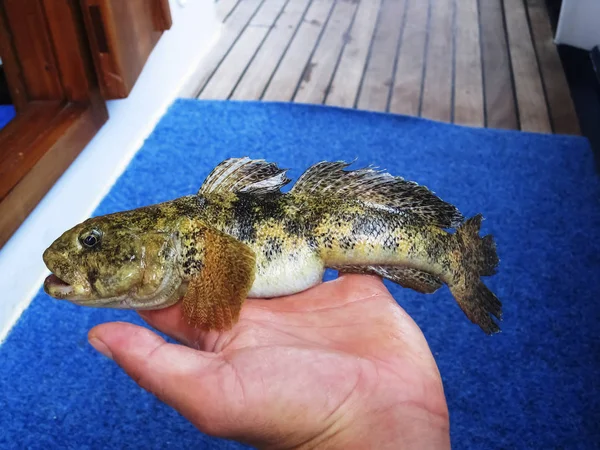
[80,229,102,249]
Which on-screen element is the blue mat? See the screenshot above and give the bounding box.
[1,99,599,449]
[0,105,15,130]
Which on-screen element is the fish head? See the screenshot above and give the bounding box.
[42,210,181,309]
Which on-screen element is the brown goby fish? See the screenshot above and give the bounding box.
[42,158,502,334]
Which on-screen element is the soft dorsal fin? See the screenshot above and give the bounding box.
[291,161,464,228]
[199,157,291,195]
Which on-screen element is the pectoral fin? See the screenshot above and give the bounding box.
[180,222,256,330]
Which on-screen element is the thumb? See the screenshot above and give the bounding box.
[87,322,232,436]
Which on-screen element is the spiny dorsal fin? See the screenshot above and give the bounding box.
[291,161,464,228]
[199,157,291,195]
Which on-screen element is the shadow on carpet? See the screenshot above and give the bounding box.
[1,99,599,449]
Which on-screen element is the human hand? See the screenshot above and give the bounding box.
[88,274,450,449]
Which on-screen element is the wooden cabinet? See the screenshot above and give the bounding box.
[0,0,171,249]
[81,0,172,99]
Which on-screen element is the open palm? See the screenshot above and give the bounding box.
[89,274,450,449]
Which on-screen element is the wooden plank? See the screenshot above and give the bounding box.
[199,0,287,100]
[41,0,100,103]
[325,0,381,108]
[0,102,106,249]
[453,0,484,127]
[216,0,241,22]
[0,103,65,172]
[356,0,406,112]
[0,104,71,200]
[0,6,28,111]
[525,0,580,135]
[81,0,171,99]
[388,0,428,116]
[193,0,263,96]
[230,0,311,100]
[152,0,173,31]
[479,0,518,130]
[503,0,551,133]
[294,0,358,104]
[2,0,64,100]
[262,0,335,102]
[420,0,454,123]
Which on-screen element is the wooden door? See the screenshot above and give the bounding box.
[0,0,171,250]
[81,0,172,99]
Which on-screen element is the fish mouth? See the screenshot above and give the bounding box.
[44,274,76,299]
[44,274,125,306]
[42,248,91,301]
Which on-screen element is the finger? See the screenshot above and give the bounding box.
[88,321,234,437]
[259,273,389,311]
[138,304,224,351]
[139,274,390,348]
[138,297,278,351]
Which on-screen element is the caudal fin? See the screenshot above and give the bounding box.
[448,214,502,334]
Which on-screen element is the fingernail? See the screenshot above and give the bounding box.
[89,337,113,360]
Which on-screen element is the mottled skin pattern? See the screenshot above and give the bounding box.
[43,158,502,334]
[195,192,455,286]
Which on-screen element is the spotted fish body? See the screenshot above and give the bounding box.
[43,158,502,334]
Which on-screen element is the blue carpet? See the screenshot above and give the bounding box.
[1,99,599,449]
[0,105,15,129]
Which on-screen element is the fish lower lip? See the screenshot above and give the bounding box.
[44,274,74,298]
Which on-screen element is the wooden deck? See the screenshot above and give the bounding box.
[193,0,580,135]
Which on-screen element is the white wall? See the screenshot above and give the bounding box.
[0,0,220,343]
[555,1,600,51]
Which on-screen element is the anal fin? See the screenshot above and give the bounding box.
[333,265,443,294]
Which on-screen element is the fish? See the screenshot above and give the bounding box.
[42,158,502,334]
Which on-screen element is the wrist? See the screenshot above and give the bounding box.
[313,403,450,450]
